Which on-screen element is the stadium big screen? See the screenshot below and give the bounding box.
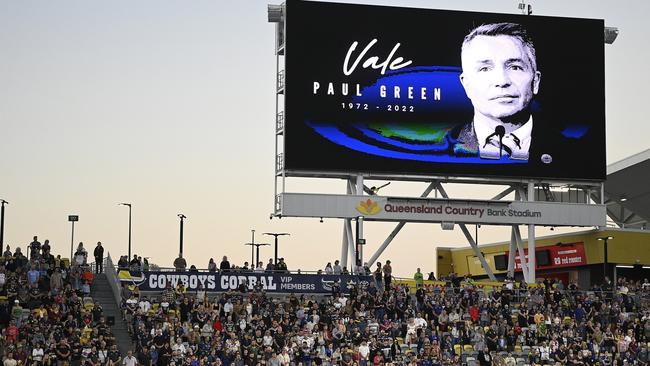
[284,0,606,180]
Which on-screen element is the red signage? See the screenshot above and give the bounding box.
[506,242,587,271]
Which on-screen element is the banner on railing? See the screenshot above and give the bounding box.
[118,270,372,294]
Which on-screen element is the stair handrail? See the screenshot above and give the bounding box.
[105,253,123,307]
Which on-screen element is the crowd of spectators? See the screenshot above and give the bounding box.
[118,255,650,366]
[1,237,119,365]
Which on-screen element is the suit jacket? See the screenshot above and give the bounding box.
[445,114,602,179]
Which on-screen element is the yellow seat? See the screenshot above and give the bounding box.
[454,344,461,355]
[515,345,522,353]
[464,345,474,352]
[395,337,403,345]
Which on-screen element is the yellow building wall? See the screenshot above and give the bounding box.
[436,248,453,279]
[438,229,650,278]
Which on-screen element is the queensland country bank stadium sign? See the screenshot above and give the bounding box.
[279,193,606,227]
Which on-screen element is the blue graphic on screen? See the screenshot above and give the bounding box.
[306,121,523,164]
[561,125,590,139]
[305,66,530,164]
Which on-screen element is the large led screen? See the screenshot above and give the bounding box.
[284,0,606,180]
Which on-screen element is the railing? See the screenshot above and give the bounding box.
[105,254,123,307]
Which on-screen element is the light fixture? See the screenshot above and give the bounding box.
[604,27,619,44]
[268,5,284,23]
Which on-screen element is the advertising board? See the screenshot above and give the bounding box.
[118,270,372,294]
[285,0,605,180]
[280,193,606,227]
[504,242,587,271]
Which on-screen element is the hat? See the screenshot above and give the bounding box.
[14,300,19,303]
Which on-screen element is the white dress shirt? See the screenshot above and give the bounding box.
[474,116,533,160]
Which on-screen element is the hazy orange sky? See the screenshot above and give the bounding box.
[1,0,648,277]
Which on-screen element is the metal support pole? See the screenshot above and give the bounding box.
[527,181,536,282]
[179,216,185,257]
[341,178,355,267]
[512,225,529,283]
[357,216,364,268]
[341,223,349,268]
[603,238,604,285]
[128,206,132,261]
[0,200,7,247]
[508,227,517,277]
[366,182,437,265]
[70,221,75,261]
[436,182,497,281]
[251,230,255,266]
[263,233,289,268]
[345,219,355,273]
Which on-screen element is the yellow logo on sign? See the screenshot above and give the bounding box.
[356,199,381,215]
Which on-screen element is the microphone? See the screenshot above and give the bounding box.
[494,125,505,138]
[483,125,507,158]
[495,125,505,158]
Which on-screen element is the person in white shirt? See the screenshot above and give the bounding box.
[224,299,233,315]
[359,341,370,362]
[122,350,137,366]
[32,344,45,363]
[138,298,151,314]
[172,338,186,356]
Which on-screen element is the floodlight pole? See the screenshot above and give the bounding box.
[178,214,186,257]
[119,203,132,260]
[598,236,614,283]
[263,232,290,266]
[0,199,7,247]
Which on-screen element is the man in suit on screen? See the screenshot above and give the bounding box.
[452,22,542,162]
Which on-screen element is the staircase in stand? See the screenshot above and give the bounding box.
[91,273,133,357]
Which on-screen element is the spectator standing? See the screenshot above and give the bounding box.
[324,262,333,274]
[3,245,11,257]
[333,260,342,275]
[219,256,231,272]
[374,262,383,291]
[94,242,104,274]
[74,242,88,266]
[42,239,51,255]
[208,258,217,272]
[277,258,288,272]
[266,258,275,272]
[414,268,424,289]
[117,255,129,269]
[173,253,187,271]
[383,260,393,291]
[29,236,41,259]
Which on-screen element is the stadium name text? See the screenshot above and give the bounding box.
[382,204,542,219]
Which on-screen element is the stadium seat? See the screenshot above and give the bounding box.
[464,344,474,352]
[454,344,461,355]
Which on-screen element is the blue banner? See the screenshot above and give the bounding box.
[118,270,372,294]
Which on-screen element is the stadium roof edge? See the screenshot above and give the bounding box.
[607,149,650,175]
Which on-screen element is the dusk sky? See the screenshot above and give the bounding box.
[1,0,648,277]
